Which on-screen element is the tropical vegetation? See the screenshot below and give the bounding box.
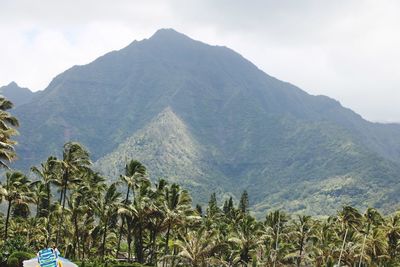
[1,97,400,267]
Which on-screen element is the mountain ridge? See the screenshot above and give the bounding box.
[0,82,34,107]
[9,29,400,215]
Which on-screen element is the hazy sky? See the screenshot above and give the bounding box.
[1,0,399,122]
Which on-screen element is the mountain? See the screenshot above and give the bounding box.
[11,29,400,215]
[0,82,34,107]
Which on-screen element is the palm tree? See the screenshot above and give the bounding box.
[132,179,153,264]
[363,227,387,265]
[55,142,91,245]
[115,160,146,257]
[291,215,313,267]
[337,206,362,267]
[384,213,400,263]
[96,183,121,261]
[117,203,136,262]
[0,97,19,169]
[31,156,61,245]
[29,180,47,218]
[162,183,192,265]
[174,227,225,267]
[260,210,290,266]
[358,208,383,266]
[309,219,338,267]
[69,183,92,259]
[146,181,168,265]
[228,214,259,266]
[31,157,60,215]
[1,171,32,239]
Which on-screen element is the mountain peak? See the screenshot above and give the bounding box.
[95,107,206,187]
[7,81,18,87]
[149,28,193,42]
[0,81,34,106]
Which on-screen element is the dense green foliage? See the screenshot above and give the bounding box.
[0,96,19,169]
[2,145,400,266]
[6,251,35,267]
[0,98,400,266]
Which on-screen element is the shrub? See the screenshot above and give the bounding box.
[7,251,35,267]
[6,257,19,267]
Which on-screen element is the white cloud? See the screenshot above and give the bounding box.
[0,0,399,122]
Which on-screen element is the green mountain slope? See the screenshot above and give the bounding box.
[94,107,233,203]
[10,29,400,214]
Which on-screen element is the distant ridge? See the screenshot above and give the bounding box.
[0,82,34,107]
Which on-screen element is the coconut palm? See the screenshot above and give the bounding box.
[0,97,19,169]
[228,214,259,266]
[31,157,61,216]
[358,208,384,266]
[290,215,314,267]
[55,142,91,245]
[309,219,338,267]
[115,160,147,257]
[29,181,47,219]
[385,213,400,263]
[1,171,32,239]
[162,183,192,254]
[363,227,388,265]
[117,203,136,262]
[260,210,290,266]
[174,227,226,267]
[132,179,154,264]
[69,185,91,259]
[31,156,61,245]
[337,206,363,267]
[96,183,121,261]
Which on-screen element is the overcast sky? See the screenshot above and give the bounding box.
[1,0,399,122]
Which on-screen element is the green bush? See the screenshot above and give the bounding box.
[0,235,32,265]
[6,257,19,267]
[7,251,35,267]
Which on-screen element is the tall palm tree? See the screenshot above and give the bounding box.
[72,171,106,260]
[115,160,146,257]
[384,213,400,263]
[228,214,259,266]
[358,208,383,266]
[1,171,32,239]
[31,156,61,245]
[292,215,313,267]
[68,177,97,260]
[162,183,192,265]
[132,179,153,264]
[309,219,338,267]
[31,157,60,216]
[174,227,225,267]
[55,142,91,245]
[337,206,362,267]
[29,180,47,218]
[0,97,19,169]
[96,183,121,261]
[363,227,387,265]
[260,210,290,266]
